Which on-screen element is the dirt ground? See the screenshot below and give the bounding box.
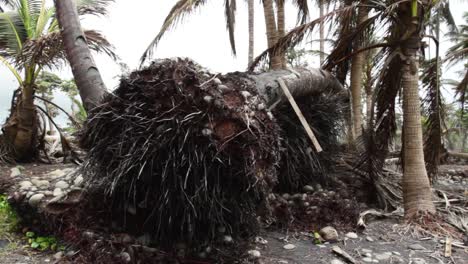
[0,163,467,264]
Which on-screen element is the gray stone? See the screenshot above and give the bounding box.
[44,191,53,196]
[136,234,151,245]
[375,253,391,261]
[319,226,339,241]
[408,244,426,250]
[213,78,222,85]
[223,235,233,243]
[362,249,373,253]
[345,232,358,239]
[364,253,372,258]
[331,259,345,264]
[26,191,35,198]
[303,185,314,193]
[392,251,401,256]
[32,179,50,188]
[247,250,261,258]
[49,169,66,178]
[120,252,131,263]
[363,257,373,263]
[53,188,63,197]
[283,244,296,250]
[29,194,44,206]
[55,181,69,189]
[282,193,291,200]
[53,252,64,260]
[19,181,33,189]
[30,187,37,192]
[366,236,374,242]
[10,167,21,177]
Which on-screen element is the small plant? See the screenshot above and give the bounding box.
[25,231,61,251]
[0,195,19,236]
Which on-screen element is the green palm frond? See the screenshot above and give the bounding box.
[16,29,117,69]
[140,0,208,65]
[0,11,27,56]
[291,0,309,24]
[445,13,468,67]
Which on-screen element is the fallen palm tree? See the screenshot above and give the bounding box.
[79,58,347,249]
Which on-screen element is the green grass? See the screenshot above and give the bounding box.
[0,195,19,237]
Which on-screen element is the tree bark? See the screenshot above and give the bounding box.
[2,85,38,161]
[248,0,254,67]
[319,0,324,65]
[349,6,368,140]
[262,0,281,70]
[276,0,286,68]
[401,15,435,218]
[54,0,106,112]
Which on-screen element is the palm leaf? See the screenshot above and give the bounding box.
[0,11,27,56]
[76,0,114,16]
[291,0,309,24]
[224,0,237,55]
[140,0,208,65]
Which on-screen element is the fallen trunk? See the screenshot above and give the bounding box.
[79,58,347,248]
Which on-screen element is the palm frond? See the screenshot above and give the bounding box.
[140,0,208,65]
[224,0,237,55]
[16,29,117,69]
[291,0,309,24]
[76,0,114,16]
[248,3,358,71]
[0,11,27,56]
[421,58,444,181]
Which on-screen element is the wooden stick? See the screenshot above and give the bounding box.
[277,78,323,152]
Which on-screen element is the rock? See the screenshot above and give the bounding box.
[205,246,212,253]
[319,226,339,241]
[364,253,372,258]
[55,181,69,189]
[26,191,35,198]
[362,257,373,263]
[49,169,66,178]
[119,252,131,263]
[362,249,373,253]
[31,179,50,188]
[73,175,84,186]
[10,167,21,177]
[53,252,64,260]
[223,235,233,244]
[53,188,63,197]
[303,185,314,193]
[241,91,252,99]
[28,194,44,206]
[136,234,151,245]
[375,253,391,261]
[218,84,230,91]
[408,244,426,250]
[331,259,345,264]
[345,232,358,239]
[282,193,291,200]
[213,78,222,85]
[44,191,53,196]
[247,250,261,259]
[392,251,401,256]
[366,236,374,242]
[30,187,37,191]
[19,181,33,189]
[283,244,296,250]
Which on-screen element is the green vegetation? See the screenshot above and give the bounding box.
[0,195,19,236]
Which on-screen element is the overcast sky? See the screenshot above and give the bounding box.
[0,0,466,123]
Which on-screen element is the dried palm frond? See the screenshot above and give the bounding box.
[421,58,444,182]
[291,0,309,24]
[76,0,114,16]
[224,0,237,56]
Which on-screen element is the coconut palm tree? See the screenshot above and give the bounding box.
[0,0,115,160]
[247,0,254,66]
[250,0,438,217]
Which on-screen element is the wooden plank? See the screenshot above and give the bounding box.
[277,78,323,153]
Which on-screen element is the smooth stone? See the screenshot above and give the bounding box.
[20,181,33,188]
[10,167,21,177]
[366,236,374,242]
[53,252,64,260]
[32,179,50,188]
[375,253,391,261]
[223,235,233,243]
[49,169,66,178]
[247,250,261,258]
[331,259,345,264]
[303,185,314,192]
[362,249,373,253]
[363,257,373,263]
[283,244,296,250]
[392,251,401,256]
[53,188,63,197]
[213,78,222,85]
[319,226,339,241]
[364,253,372,258]
[73,175,84,186]
[345,232,358,239]
[55,181,69,189]
[408,244,426,250]
[30,187,37,192]
[44,191,53,196]
[29,194,44,206]
[26,192,35,198]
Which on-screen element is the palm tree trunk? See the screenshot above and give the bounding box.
[319,0,324,65]
[401,16,435,218]
[349,6,368,140]
[262,0,281,70]
[276,0,286,68]
[53,0,106,112]
[248,0,254,67]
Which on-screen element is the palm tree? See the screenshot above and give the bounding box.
[0,0,114,160]
[53,0,109,112]
[251,0,437,217]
